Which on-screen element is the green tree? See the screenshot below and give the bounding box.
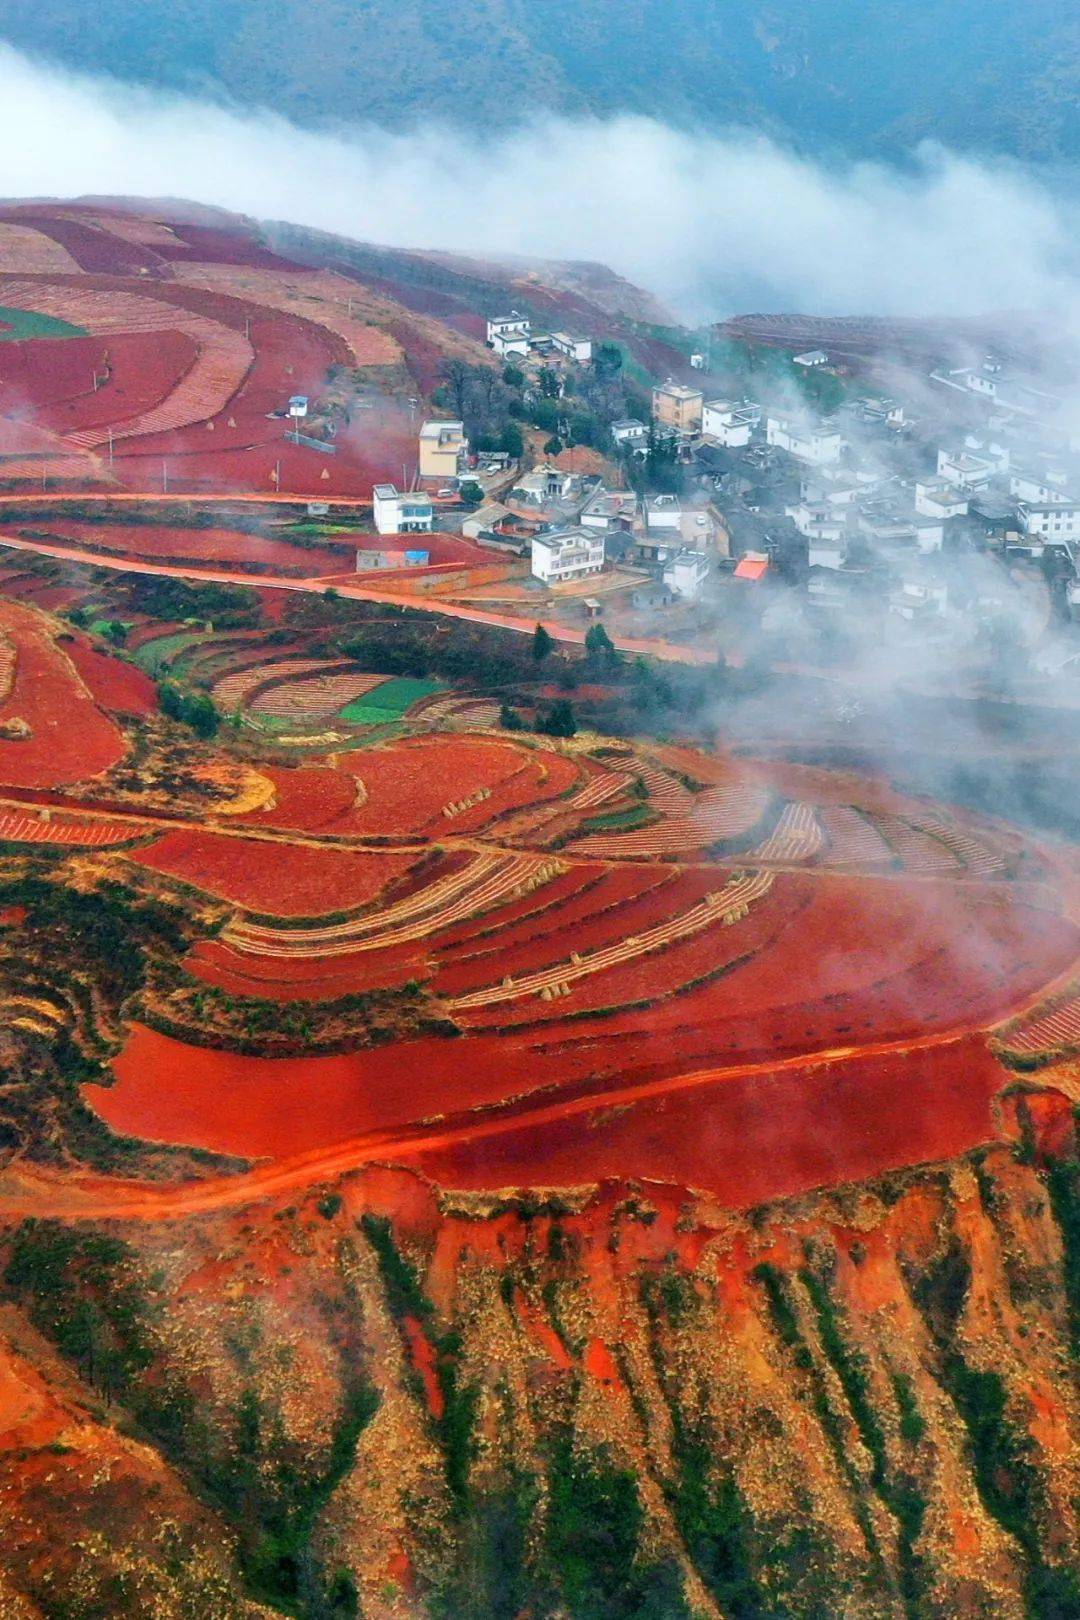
[585,622,618,670]
[544,436,564,457]
[503,364,525,388]
[591,341,624,381]
[501,422,524,458]
[568,411,599,447]
[532,623,555,662]
[499,703,525,731]
[532,398,560,434]
[538,699,576,737]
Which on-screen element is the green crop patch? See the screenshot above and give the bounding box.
[339,675,442,723]
[0,305,87,341]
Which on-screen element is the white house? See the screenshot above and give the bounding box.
[809,536,849,570]
[611,418,649,453]
[580,488,637,532]
[508,464,574,509]
[793,349,830,368]
[1010,468,1075,505]
[531,528,605,584]
[766,416,844,466]
[915,480,969,519]
[490,326,531,358]
[912,516,946,554]
[487,313,531,346]
[890,573,949,620]
[950,365,1000,399]
[551,333,593,363]
[701,400,760,448]
[643,494,682,533]
[372,484,434,536]
[663,550,710,600]
[936,449,995,490]
[787,500,847,544]
[1019,502,1080,543]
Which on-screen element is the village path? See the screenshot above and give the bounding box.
[0,530,717,668]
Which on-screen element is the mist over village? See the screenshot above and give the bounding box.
[0,8,1076,1620]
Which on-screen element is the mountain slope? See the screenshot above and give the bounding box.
[2,0,1079,159]
[0,1088,1078,1617]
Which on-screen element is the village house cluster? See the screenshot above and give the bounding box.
[363,311,1080,677]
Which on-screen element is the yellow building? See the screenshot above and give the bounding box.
[652,381,704,434]
[419,419,468,482]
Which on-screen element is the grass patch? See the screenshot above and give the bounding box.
[0,304,87,341]
[132,631,210,675]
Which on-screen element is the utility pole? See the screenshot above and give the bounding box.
[162,460,168,494]
[107,428,114,468]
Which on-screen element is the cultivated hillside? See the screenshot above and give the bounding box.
[2,0,1079,158]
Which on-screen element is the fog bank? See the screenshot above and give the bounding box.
[0,43,1078,320]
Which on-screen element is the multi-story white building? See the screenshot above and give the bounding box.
[663,549,710,600]
[487,313,531,348]
[372,484,434,537]
[1019,502,1080,543]
[766,416,844,465]
[701,400,760,447]
[531,528,605,584]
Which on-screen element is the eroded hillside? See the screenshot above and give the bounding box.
[0,1087,1076,1619]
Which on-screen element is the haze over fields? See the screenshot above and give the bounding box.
[0,43,1079,322]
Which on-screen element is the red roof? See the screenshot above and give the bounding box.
[734,556,769,581]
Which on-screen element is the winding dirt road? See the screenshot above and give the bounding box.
[0,529,716,667]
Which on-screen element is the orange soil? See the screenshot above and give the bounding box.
[129,829,417,915]
[0,600,126,786]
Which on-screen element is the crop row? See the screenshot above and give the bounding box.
[750,801,824,863]
[573,779,769,857]
[446,870,775,1010]
[223,852,562,956]
[0,811,137,847]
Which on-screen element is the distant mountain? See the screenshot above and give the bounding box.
[3,0,1080,160]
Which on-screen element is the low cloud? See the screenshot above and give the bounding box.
[0,43,1078,321]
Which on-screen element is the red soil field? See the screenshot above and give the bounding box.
[412,1037,1016,1207]
[325,738,538,837]
[10,214,164,276]
[128,830,416,915]
[13,519,347,577]
[18,331,199,438]
[87,1020,1020,1210]
[61,639,157,716]
[431,866,678,993]
[86,841,1079,1192]
[238,766,360,833]
[185,937,428,1000]
[431,862,608,949]
[0,601,126,787]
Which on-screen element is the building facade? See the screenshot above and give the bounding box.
[531,528,605,584]
[419,420,468,482]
